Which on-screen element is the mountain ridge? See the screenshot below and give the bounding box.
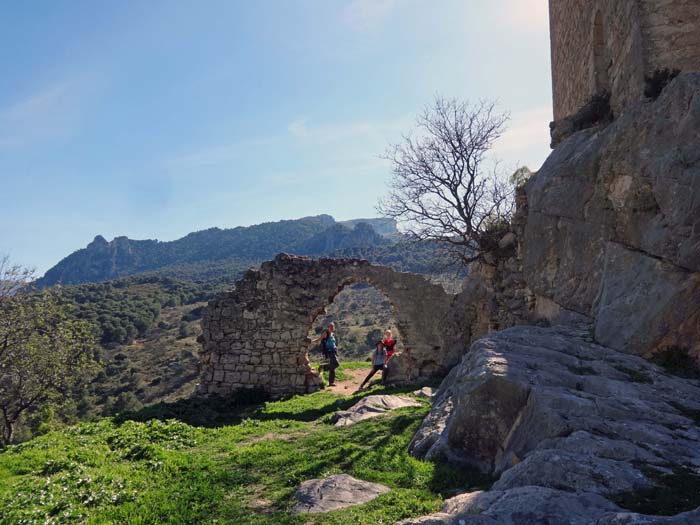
[38,215,399,287]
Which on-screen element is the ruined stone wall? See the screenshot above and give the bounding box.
[452,187,536,343]
[199,254,457,397]
[549,0,700,121]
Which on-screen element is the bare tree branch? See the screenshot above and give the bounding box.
[378,97,514,265]
[0,255,35,301]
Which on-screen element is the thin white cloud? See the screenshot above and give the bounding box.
[287,118,309,138]
[167,113,411,172]
[0,79,85,149]
[343,0,397,31]
[163,136,277,170]
[287,114,412,145]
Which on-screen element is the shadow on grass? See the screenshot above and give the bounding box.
[113,389,270,427]
[115,380,438,427]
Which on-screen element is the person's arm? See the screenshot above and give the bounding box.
[311,330,327,344]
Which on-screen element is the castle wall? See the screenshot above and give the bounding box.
[639,0,700,73]
[549,0,700,121]
[549,1,644,120]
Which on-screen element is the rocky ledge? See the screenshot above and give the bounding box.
[407,325,700,523]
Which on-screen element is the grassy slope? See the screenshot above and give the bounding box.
[0,387,491,525]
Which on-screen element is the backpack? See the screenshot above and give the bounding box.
[321,330,338,359]
[320,331,330,359]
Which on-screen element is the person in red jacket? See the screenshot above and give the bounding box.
[382,329,398,365]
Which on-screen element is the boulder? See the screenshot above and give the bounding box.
[408,325,700,521]
[331,395,422,426]
[292,474,389,514]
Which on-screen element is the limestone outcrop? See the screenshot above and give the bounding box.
[200,254,456,397]
[522,73,700,362]
[408,325,700,522]
[292,474,390,514]
[398,486,700,524]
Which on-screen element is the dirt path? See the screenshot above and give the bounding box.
[327,368,368,395]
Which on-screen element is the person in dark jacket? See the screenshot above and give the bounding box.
[312,322,339,386]
[359,340,387,390]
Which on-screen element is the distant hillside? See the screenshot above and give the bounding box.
[38,215,398,287]
[293,222,385,255]
[338,217,399,238]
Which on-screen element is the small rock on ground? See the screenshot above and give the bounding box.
[292,474,390,514]
[412,386,437,401]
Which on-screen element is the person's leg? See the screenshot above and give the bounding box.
[328,356,339,385]
[360,367,378,388]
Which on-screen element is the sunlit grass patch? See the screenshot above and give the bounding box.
[0,387,490,524]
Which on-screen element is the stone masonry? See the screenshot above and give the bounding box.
[549,0,700,121]
[199,254,456,397]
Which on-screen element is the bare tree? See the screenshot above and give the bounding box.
[378,97,514,264]
[0,255,35,300]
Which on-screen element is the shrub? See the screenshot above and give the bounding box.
[177,322,194,339]
[651,346,700,379]
[644,68,680,100]
[571,91,613,133]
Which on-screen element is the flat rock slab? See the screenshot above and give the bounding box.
[331,395,422,426]
[292,474,390,514]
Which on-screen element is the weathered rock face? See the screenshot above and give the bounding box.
[330,395,422,426]
[523,73,700,361]
[398,486,700,525]
[408,325,700,522]
[199,254,456,397]
[292,474,390,514]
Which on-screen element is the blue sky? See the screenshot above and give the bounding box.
[1,0,552,274]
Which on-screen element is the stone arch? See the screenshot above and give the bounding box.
[592,10,611,94]
[199,254,457,397]
[304,281,403,362]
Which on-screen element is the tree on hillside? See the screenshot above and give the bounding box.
[378,97,514,264]
[0,255,35,300]
[0,258,97,445]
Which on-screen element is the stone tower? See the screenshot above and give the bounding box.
[549,0,700,120]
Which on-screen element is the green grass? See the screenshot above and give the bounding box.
[0,387,491,524]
